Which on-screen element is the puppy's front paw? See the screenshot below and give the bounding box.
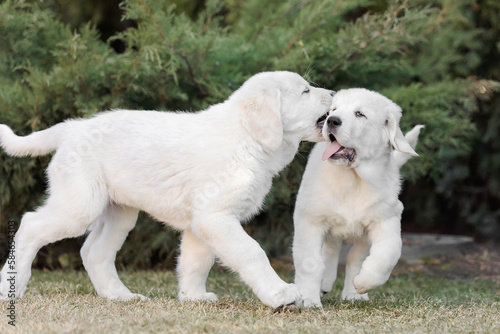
[353,270,387,294]
[342,290,369,301]
[264,283,301,309]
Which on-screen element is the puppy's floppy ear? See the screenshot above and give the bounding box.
[386,112,419,156]
[239,88,283,151]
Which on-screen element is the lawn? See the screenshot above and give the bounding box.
[1,261,499,334]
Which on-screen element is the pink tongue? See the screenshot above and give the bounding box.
[322,141,342,161]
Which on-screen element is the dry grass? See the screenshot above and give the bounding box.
[1,266,499,333]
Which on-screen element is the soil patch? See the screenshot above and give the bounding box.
[394,243,500,281]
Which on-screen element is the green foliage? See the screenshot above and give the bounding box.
[0,0,499,268]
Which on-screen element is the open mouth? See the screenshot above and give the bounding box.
[321,133,357,164]
[316,113,328,130]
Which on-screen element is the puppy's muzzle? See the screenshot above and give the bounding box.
[327,116,342,129]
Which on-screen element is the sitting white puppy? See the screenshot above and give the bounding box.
[293,88,424,308]
[0,71,334,308]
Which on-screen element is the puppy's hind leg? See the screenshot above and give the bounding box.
[177,228,217,302]
[342,239,370,301]
[0,202,103,299]
[81,204,146,301]
[0,152,108,299]
[320,235,342,296]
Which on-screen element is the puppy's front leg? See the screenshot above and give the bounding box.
[353,216,402,294]
[191,212,300,308]
[293,214,326,308]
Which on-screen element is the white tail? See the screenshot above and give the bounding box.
[394,125,425,168]
[0,124,62,157]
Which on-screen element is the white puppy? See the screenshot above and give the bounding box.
[0,71,334,308]
[293,88,423,308]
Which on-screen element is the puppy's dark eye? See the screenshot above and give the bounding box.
[303,87,310,94]
[355,111,366,118]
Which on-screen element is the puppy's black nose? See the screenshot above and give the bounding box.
[329,90,336,97]
[327,116,342,127]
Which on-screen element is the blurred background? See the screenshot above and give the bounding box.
[0,0,499,270]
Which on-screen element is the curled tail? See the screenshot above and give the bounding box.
[394,125,425,168]
[0,124,62,157]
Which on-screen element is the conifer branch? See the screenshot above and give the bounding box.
[179,53,207,97]
[425,1,452,35]
[253,0,315,43]
[279,0,330,59]
[136,0,206,97]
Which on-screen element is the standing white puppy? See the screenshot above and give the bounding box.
[293,88,423,308]
[0,71,334,308]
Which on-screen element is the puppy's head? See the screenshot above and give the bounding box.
[321,88,418,168]
[233,71,334,152]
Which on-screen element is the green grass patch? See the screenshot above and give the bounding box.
[1,268,499,333]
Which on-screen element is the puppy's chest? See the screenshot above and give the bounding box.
[319,186,382,241]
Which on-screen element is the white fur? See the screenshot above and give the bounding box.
[0,71,334,308]
[293,88,423,308]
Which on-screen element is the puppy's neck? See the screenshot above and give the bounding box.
[353,153,400,190]
[264,137,300,173]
